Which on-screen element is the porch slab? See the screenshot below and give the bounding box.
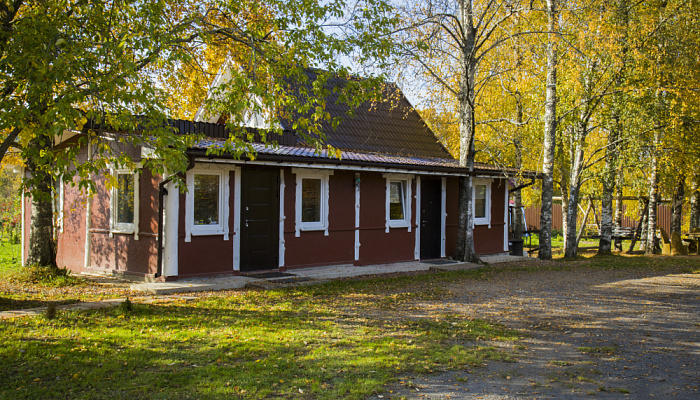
[130,276,257,295]
[129,255,533,294]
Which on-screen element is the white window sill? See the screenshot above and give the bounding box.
[388,220,411,229]
[191,228,225,236]
[474,218,490,226]
[110,229,135,235]
[300,224,327,231]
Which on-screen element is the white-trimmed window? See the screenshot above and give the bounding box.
[110,168,140,239]
[293,168,332,236]
[384,174,412,232]
[473,179,491,226]
[53,178,64,234]
[186,168,228,240]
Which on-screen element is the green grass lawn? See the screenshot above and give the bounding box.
[3,243,698,399]
[0,241,20,276]
[0,271,521,400]
[0,242,132,312]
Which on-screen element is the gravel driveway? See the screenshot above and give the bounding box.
[385,259,700,399]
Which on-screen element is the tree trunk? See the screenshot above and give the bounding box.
[513,94,524,238]
[599,110,621,254]
[670,176,686,255]
[454,0,479,263]
[614,173,624,228]
[645,129,661,254]
[576,199,592,247]
[627,197,648,253]
[538,0,558,261]
[25,134,57,268]
[671,175,684,234]
[559,142,570,253]
[690,180,699,231]
[564,122,587,259]
[601,0,630,253]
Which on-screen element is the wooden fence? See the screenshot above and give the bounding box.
[523,202,673,234]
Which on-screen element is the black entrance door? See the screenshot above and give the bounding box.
[420,178,442,259]
[241,168,279,271]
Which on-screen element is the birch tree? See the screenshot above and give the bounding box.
[538,0,558,260]
[391,0,533,263]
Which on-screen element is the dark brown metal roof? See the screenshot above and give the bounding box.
[189,138,532,177]
[282,70,452,159]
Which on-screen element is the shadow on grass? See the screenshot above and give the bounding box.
[0,297,79,312]
[0,290,520,400]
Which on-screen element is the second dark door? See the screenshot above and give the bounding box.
[241,168,279,271]
[420,178,442,259]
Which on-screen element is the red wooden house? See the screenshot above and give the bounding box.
[21,75,526,280]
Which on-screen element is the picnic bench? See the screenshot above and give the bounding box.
[585,226,636,251]
[682,228,700,255]
[611,227,636,251]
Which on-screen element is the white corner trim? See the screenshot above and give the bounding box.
[163,180,179,278]
[223,171,230,241]
[20,168,25,267]
[354,173,361,261]
[385,178,390,233]
[504,182,510,252]
[134,171,140,240]
[414,176,421,260]
[279,168,286,268]
[292,168,333,237]
[441,177,447,258]
[233,167,241,271]
[58,182,64,234]
[383,173,414,232]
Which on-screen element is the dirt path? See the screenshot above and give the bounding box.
[386,261,700,399]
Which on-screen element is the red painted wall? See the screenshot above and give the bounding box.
[356,172,416,265]
[473,179,507,255]
[177,170,235,277]
[445,177,508,257]
[88,169,159,276]
[284,168,355,268]
[56,179,87,272]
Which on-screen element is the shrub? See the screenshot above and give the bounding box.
[9,264,84,287]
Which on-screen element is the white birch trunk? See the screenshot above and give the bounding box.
[645,129,661,254]
[454,0,479,263]
[538,0,558,260]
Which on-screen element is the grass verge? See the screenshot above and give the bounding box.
[0,277,520,400]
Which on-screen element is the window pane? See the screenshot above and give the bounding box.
[475,184,486,219]
[389,181,405,220]
[116,174,134,224]
[301,178,321,223]
[194,174,219,225]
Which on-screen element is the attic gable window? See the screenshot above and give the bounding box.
[473,179,491,226]
[110,168,140,239]
[293,168,333,237]
[384,174,413,232]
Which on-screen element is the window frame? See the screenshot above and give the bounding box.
[109,167,140,239]
[383,174,413,232]
[293,168,333,237]
[472,178,492,227]
[186,168,228,240]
